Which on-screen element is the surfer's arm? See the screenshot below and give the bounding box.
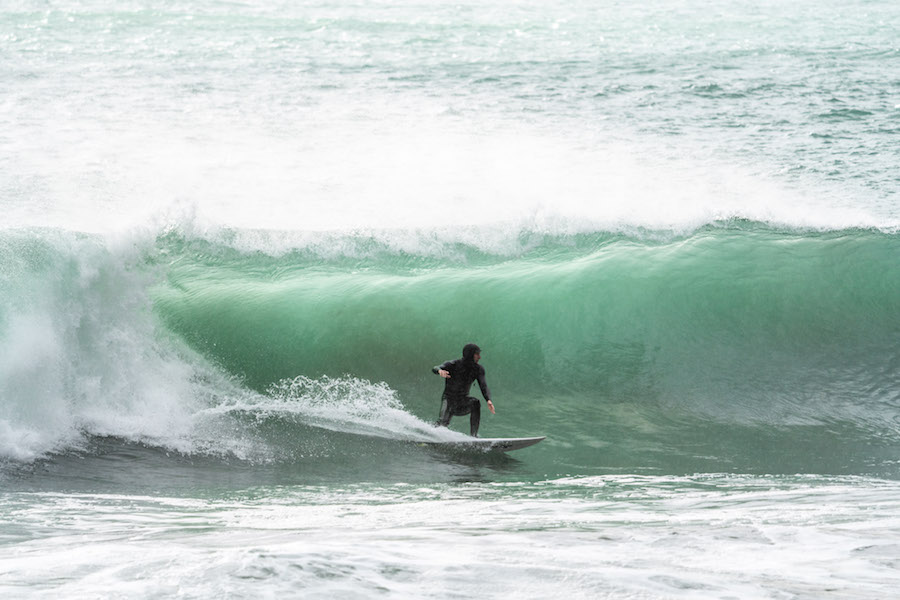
[477,367,494,413]
[432,362,452,378]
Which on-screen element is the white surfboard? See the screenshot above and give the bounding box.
[416,436,545,452]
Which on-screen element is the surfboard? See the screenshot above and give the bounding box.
[416,436,545,453]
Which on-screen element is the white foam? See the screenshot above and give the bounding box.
[260,375,463,442]
[3,108,889,242]
[0,232,246,462]
[8,476,900,599]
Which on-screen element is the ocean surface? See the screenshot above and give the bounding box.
[2,1,900,598]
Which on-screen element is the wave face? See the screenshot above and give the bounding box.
[4,223,897,477]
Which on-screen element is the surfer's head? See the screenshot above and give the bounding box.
[462,343,481,363]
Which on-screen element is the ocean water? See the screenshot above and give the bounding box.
[2,0,900,597]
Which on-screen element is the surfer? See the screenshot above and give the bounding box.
[432,343,495,437]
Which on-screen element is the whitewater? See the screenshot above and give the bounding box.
[2,1,900,598]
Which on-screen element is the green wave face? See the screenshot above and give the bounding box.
[151,225,900,476]
[2,225,898,477]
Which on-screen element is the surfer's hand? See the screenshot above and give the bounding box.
[487,400,495,414]
[438,369,450,378]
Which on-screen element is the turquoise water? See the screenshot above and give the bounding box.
[2,1,900,598]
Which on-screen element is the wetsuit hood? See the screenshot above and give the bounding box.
[462,343,481,362]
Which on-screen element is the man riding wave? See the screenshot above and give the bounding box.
[432,343,495,437]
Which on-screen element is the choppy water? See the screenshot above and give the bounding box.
[2,1,899,598]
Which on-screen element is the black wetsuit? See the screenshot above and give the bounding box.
[432,352,491,437]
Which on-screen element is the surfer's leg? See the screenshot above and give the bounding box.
[467,397,481,437]
[436,397,452,427]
